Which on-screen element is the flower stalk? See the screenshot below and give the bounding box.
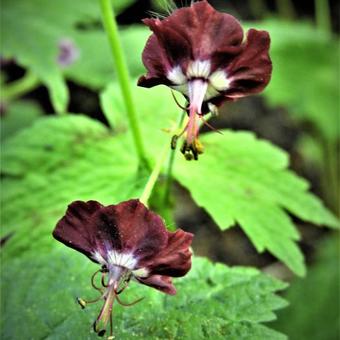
[99,0,147,166]
[139,141,170,207]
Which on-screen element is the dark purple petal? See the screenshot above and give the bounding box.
[136,275,176,295]
[54,199,170,265]
[139,229,193,277]
[90,199,168,261]
[224,29,272,99]
[138,34,173,88]
[138,0,244,89]
[53,200,104,260]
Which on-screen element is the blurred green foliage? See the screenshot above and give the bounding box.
[260,20,339,142]
[273,235,340,340]
[0,0,136,112]
[0,100,43,141]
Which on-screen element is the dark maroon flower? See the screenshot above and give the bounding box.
[53,199,193,338]
[138,0,272,159]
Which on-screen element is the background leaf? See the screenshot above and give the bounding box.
[0,100,43,141]
[65,26,150,90]
[252,20,339,141]
[100,81,181,155]
[173,131,339,276]
[0,114,144,248]
[273,234,340,340]
[0,0,136,112]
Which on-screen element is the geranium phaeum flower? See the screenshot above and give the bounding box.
[138,0,272,159]
[53,199,193,338]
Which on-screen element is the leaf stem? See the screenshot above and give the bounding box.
[99,0,147,165]
[163,110,187,205]
[139,142,170,207]
[315,0,332,35]
[1,71,40,102]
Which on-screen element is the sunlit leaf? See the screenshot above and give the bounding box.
[1,114,144,242]
[173,131,339,276]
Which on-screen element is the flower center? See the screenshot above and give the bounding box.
[78,251,143,338]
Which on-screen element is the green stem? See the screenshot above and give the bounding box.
[276,0,296,20]
[99,0,147,165]
[1,71,40,102]
[315,0,332,35]
[163,110,186,205]
[248,0,268,19]
[140,142,170,207]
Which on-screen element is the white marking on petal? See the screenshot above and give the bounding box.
[92,251,107,266]
[208,69,230,91]
[187,60,211,79]
[107,251,138,270]
[132,267,149,278]
[91,250,137,270]
[167,66,186,85]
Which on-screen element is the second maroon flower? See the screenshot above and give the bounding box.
[138,0,272,159]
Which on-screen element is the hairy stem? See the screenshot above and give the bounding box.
[1,71,40,102]
[99,0,147,165]
[139,142,170,207]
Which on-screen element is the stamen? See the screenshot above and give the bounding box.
[92,269,104,291]
[94,286,116,337]
[115,294,145,307]
[171,90,188,111]
[198,114,223,135]
[171,135,178,150]
[77,295,103,309]
[114,275,131,295]
[101,272,108,288]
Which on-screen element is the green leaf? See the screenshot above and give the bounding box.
[100,81,182,155]
[273,235,340,340]
[65,26,151,90]
[1,241,288,340]
[0,100,43,141]
[1,0,136,112]
[1,114,145,244]
[173,131,339,276]
[253,20,339,141]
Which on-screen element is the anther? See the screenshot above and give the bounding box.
[93,321,106,337]
[77,297,87,309]
[171,135,178,149]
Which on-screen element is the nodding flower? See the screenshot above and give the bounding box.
[138,0,272,160]
[53,199,193,339]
